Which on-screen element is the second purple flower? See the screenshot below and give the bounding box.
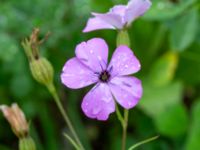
[83,0,152,32]
[61,38,142,121]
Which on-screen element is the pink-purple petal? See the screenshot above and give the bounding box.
[109,76,142,109]
[61,58,98,89]
[125,0,152,25]
[83,17,115,32]
[92,12,124,29]
[110,5,127,17]
[81,83,115,121]
[108,45,141,76]
[75,38,109,72]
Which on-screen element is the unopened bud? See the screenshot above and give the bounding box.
[30,57,54,86]
[0,103,29,138]
[19,136,36,150]
[116,30,130,47]
[22,28,54,87]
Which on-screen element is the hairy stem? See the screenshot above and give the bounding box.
[116,104,125,127]
[64,133,81,150]
[121,109,129,150]
[47,83,84,150]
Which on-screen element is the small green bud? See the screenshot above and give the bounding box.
[116,30,130,47]
[19,137,36,150]
[30,57,54,86]
[21,28,53,86]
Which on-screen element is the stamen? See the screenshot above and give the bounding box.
[99,70,110,83]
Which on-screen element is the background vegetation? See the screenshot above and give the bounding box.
[0,0,200,149]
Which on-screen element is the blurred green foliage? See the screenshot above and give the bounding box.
[0,0,200,150]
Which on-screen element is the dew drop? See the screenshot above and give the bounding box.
[97,56,102,60]
[102,97,111,103]
[90,50,94,54]
[128,102,132,106]
[92,107,101,115]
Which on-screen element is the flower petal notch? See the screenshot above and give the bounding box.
[83,0,152,32]
[61,38,142,120]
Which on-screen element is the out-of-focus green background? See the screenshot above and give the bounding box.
[0,0,200,149]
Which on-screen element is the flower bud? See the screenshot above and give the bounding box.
[1,104,37,150]
[30,57,54,86]
[0,103,29,138]
[22,28,54,86]
[116,30,130,47]
[19,136,36,150]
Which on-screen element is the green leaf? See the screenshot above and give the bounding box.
[144,0,197,21]
[139,81,183,117]
[185,99,200,150]
[139,80,188,137]
[128,135,159,150]
[148,51,178,86]
[170,9,198,51]
[176,45,200,85]
[154,104,188,137]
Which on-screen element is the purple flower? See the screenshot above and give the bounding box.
[83,0,151,32]
[61,38,142,120]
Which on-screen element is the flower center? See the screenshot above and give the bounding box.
[99,70,110,82]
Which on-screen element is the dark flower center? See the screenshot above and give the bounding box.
[99,70,110,82]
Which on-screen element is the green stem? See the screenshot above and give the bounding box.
[116,30,130,47]
[121,109,129,150]
[64,133,81,150]
[115,103,125,127]
[47,83,84,150]
[128,135,159,150]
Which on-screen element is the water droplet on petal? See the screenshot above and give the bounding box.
[90,50,93,54]
[128,102,132,106]
[92,107,101,115]
[102,97,111,103]
[97,55,102,60]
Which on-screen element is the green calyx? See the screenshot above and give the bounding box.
[19,136,36,150]
[21,28,53,87]
[116,30,130,47]
[30,57,54,86]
